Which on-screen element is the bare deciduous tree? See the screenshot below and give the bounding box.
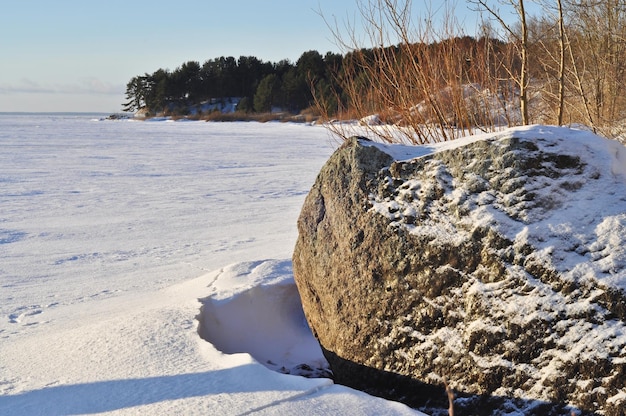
[319,0,509,144]
[563,0,626,136]
[469,0,530,125]
[317,0,626,143]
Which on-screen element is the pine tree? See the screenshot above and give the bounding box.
[254,74,278,112]
[122,76,147,113]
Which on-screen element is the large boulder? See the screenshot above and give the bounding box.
[292,126,626,415]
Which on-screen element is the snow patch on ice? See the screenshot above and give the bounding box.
[197,259,331,378]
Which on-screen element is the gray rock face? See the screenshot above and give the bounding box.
[292,130,626,415]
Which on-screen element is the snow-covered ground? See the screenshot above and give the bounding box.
[0,114,423,415]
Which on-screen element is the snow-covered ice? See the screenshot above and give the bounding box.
[0,114,423,415]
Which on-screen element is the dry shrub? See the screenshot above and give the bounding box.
[317,0,511,144]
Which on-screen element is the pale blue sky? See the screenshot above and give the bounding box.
[0,1,532,113]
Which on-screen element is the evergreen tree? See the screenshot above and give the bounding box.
[237,56,272,98]
[237,96,253,113]
[144,69,170,114]
[179,61,202,103]
[122,76,147,113]
[281,68,303,111]
[254,74,278,112]
[296,50,326,81]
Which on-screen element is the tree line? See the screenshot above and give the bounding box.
[122,51,343,116]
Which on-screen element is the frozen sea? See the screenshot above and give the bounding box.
[0,113,334,323]
[0,113,423,415]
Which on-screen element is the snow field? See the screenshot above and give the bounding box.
[0,115,423,415]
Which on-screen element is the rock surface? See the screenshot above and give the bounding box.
[292,127,626,415]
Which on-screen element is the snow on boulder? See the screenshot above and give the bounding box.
[292,126,626,415]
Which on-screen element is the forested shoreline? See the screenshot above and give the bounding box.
[122,38,510,121]
[122,50,343,118]
[123,0,626,144]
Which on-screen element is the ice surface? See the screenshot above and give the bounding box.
[0,114,423,415]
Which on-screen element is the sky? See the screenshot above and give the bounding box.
[0,1,535,113]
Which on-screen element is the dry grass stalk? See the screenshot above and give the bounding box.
[443,377,455,416]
